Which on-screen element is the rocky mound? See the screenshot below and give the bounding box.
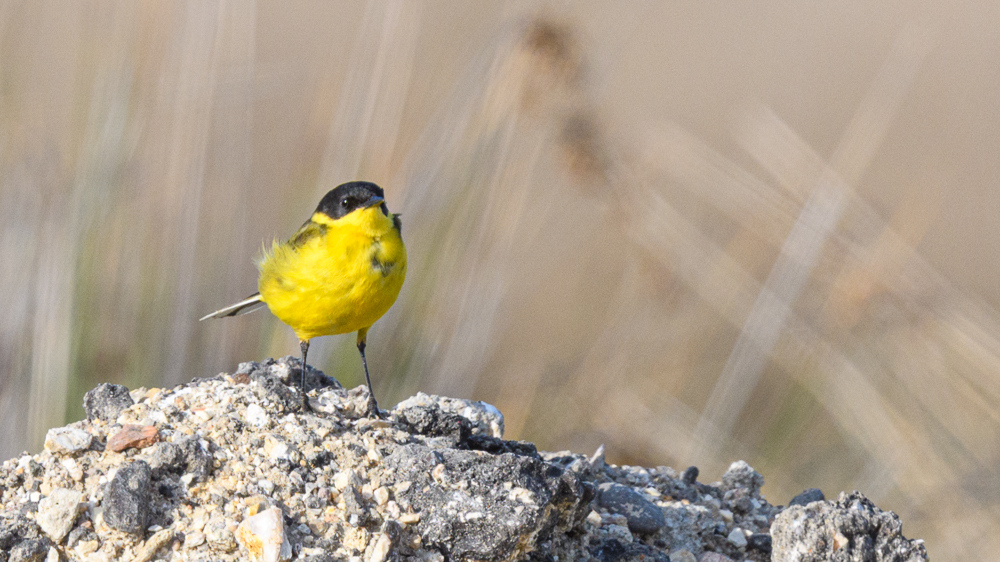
[0,357,927,561]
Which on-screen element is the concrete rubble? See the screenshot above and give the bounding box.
[0,357,927,561]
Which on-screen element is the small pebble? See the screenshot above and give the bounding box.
[681,466,699,485]
[84,383,135,422]
[107,425,160,453]
[373,486,389,507]
[788,488,825,506]
[669,550,696,562]
[369,530,393,562]
[36,488,83,542]
[184,531,206,548]
[245,404,269,428]
[103,460,152,535]
[597,482,665,535]
[236,506,292,562]
[44,427,92,455]
[134,529,175,562]
[721,461,764,495]
[263,435,289,461]
[603,523,633,544]
[746,533,772,553]
[727,527,748,548]
[61,458,83,481]
[699,553,735,562]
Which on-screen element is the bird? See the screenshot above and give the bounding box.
[200,181,407,417]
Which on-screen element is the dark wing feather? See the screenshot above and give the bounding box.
[288,218,328,249]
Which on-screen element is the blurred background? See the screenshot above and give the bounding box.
[1,0,999,558]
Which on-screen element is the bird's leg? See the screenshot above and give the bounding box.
[299,339,310,391]
[357,329,380,418]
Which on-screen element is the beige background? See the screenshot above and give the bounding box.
[1,1,998,558]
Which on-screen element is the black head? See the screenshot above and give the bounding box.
[315,181,389,219]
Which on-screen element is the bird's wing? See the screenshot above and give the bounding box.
[287,218,328,250]
[199,293,266,320]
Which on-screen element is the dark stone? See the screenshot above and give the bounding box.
[697,483,722,498]
[83,383,135,422]
[148,436,213,483]
[66,524,96,549]
[721,461,764,495]
[384,443,589,561]
[9,538,53,562]
[147,441,183,474]
[103,460,152,535]
[747,532,772,553]
[464,434,539,458]
[725,489,755,515]
[596,483,665,535]
[175,436,213,482]
[788,488,825,507]
[341,485,371,526]
[304,555,336,562]
[238,356,342,395]
[396,405,471,445]
[306,450,333,468]
[395,403,540,457]
[250,369,306,412]
[0,513,41,553]
[771,491,927,562]
[682,465,699,485]
[376,520,402,558]
[588,538,670,562]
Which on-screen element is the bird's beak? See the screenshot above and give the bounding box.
[363,195,385,208]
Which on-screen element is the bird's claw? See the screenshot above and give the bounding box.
[365,396,384,419]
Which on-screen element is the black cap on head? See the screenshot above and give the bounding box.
[316,181,388,219]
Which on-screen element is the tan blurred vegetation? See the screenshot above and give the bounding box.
[2,1,1000,558]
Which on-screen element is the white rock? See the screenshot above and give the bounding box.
[727,527,748,548]
[184,531,206,548]
[669,550,697,562]
[334,469,355,491]
[368,530,393,562]
[37,488,83,542]
[604,523,633,543]
[61,458,83,481]
[44,427,92,455]
[236,507,292,562]
[245,404,269,428]
[263,434,289,461]
[373,486,389,507]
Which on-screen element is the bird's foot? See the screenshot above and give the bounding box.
[365,396,384,419]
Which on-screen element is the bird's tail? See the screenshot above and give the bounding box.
[199,293,266,321]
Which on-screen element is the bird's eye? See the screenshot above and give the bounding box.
[341,198,349,207]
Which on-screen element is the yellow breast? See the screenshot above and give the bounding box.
[256,206,407,341]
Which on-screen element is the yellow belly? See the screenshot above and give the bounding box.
[257,207,406,342]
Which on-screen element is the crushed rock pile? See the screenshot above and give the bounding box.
[0,357,927,561]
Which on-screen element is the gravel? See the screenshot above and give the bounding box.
[83,383,135,423]
[0,356,927,561]
[771,491,928,562]
[788,487,826,507]
[102,460,153,535]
